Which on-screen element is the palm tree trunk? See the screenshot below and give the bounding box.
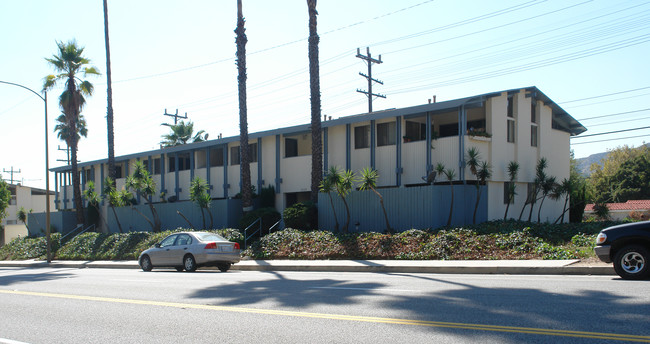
[103,0,116,181]
[177,210,194,229]
[308,0,322,205]
[447,182,454,226]
[110,205,123,233]
[200,208,206,229]
[70,134,85,225]
[554,196,570,224]
[131,206,153,229]
[371,186,391,234]
[327,192,339,232]
[207,208,214,229]
[473,185,481,224]
[341,195,350,233]
[518,202,527,221]
[147,200,161,232]
[236,0,252,213]
[537,195,547,223]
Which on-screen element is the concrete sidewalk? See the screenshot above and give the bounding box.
[0,259,615,275]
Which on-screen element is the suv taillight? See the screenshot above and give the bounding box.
[204,242,217,249]
[596,233,607,245]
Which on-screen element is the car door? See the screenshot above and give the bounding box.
[149,234,178,266]
[167,234,193,266]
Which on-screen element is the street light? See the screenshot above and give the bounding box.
[0,80,52,263]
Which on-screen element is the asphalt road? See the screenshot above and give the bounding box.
[0,267,648,344]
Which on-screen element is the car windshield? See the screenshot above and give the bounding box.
[194,233,227,242]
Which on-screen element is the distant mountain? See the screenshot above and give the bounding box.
[575,143,650,176]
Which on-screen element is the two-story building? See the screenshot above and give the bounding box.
[51,86,586,232]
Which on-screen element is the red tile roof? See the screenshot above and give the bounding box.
[585,200,650,212]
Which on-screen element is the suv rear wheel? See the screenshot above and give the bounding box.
[613,245,650,280]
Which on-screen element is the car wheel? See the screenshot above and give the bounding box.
[613,245,650,280]
[140,255,153,272]
[175,267,184,272]
[218,263,231,272]
[183,254,197,272]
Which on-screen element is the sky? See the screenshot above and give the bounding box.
[1,0,649,190]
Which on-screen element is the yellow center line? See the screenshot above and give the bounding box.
[2,289,649,342]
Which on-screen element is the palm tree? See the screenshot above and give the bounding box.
[435,163,456,226]
[552,178,572,224]
[16,207,31,232]
[235,0,253,213]
[466,147,491,224]
[326,166,355,232]
[307,0,322,205]
[319,166,340,232]
[82,181,109,232]
[190,177,213,229]
[358,167,392,234]
[103,0,116,181]
[43,40,100,225]
[125,161,161,232]
[528,157,547,222]
[54,113,88,143]
[537,175,557,223]
[504,161,519,220]
[160,121,208,147]
[474,161,492,224]
[103,177,130,233]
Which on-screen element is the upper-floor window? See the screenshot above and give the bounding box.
[377,122,396,146]
[143,158,161,175]
[114,163,124,179]
[354,125,370,149]
[169,153,191,172]
[209,148,224,167]
[230,143,258,165]
[507,96,514,118]
[531,125,538,147]
[507,119,516,143]
[531,100,537,123]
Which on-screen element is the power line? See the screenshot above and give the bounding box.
[562,91,650,108]
[571,126,650,139]
[558,85,650,103]
[570,134,649,145]
[577,108,650,121]
[587,115,650,127]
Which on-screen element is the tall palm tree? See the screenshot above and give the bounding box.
[54,113,88,143]
[235,0,253,213]
[307,0,322,204]
[43,40,100,225]
[160,120,208,147]
[358,167,391,234]
[504,161,519,220]
[103,0,116,181]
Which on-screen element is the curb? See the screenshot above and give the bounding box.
[0,260,615,275]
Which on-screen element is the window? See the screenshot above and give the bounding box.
[507,119,516,143]
[10,195,16,206]
[439,123,458,138]
[531,125,538,147]
[526,183,536,204]
[377,122,396,146]
[230,143,258,165]
[159,235,177,248]
[231,146,240,165]
[504,182,514,204]
[175,234,192,246]
[209,148,224,167]
[114,163,123,179]
[168,153,191,172]
[285,138,298,157]
[531,100,537,123]
[83,169,93,184]
[142,158,161,175]
[507,96,514,118]
[354,125,369,149]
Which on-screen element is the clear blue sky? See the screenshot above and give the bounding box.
[1,0,649,189]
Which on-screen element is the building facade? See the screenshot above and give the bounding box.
[51,87,585,232]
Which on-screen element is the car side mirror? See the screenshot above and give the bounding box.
[155,243,161,248]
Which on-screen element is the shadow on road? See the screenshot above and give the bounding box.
[0,268,76,286]
[187,271,650,342]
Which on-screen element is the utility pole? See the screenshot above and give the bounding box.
[162,109,188,126]
[356,47,385,113]
[2,166,21,184]
[57,145,71,165]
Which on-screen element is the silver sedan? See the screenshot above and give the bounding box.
[138,232,241,272]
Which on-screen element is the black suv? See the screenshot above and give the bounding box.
[595,221,650,280]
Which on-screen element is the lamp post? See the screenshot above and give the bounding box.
[0,80,52,263]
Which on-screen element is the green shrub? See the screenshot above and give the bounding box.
[0,233,61,260]
[283,202,317,230]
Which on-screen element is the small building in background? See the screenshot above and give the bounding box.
[1,183,56,245]
[585,200,650,221]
